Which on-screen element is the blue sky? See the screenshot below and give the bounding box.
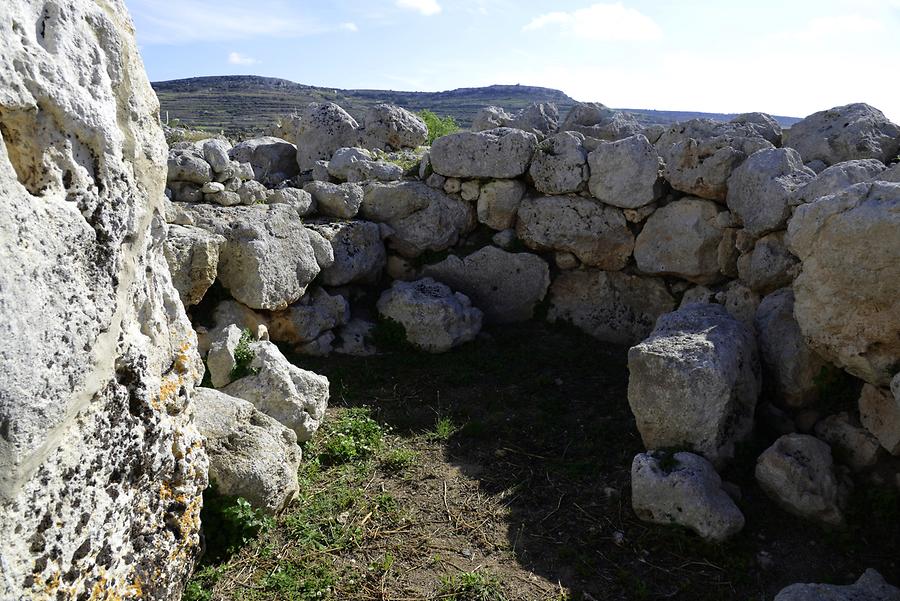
[126,0,900,121]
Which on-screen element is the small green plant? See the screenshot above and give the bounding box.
[262,563,336,600]
[230,328,257,381]
[321,408,384,464]
[382,447,419,472]
[370,316,409,352]
[199,488,274,562]
[438,571,507,601]
[429,416,457,441]
[419,109,459,144]
[182,565,222,601]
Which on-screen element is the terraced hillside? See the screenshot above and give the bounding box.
[152,75,802,136]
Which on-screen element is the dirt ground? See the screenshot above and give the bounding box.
[190,321,899,601]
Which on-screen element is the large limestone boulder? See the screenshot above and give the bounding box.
[731,112,783,146]
[775,569,900,601]
[0,1,207,597]
[360,104,428,150]
[755,434,846,526]
[422,247,550,323]
[303,181,364,219]
[430,128,538,179]
[859,384,900,455]
[787,181,900,386]
[508,102,560,137]
[229,136,299,186]
[628,304,760,466]
[814,412,881,471]
[784,103,900,166]
[269,287,349,347]
[633,198,725,284]
[791,158,886,205]
[755,289,827,408]
[631,452,745,542]
[376,278,483,353]
[307,221,387,286]
[476,179,527,230]
[362,181,472,258]
[548,269,675,345]
[736,231,799,294]
[655,119,774,200]
[193,388,301,513]
[726,147,816,236]
[170,203,323,310]
[168,147,213,185]
[588,134,666,209]
[291,102,361,171]
[328,147,403,183]
[560,102,642,141]
[472,106,514,131]
[529,132,588,195]
[164,224,225,307]
[517,196,634,270]
[207,324,245,388]
[223,341,329,442]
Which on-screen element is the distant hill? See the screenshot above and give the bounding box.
[152,75,801,136]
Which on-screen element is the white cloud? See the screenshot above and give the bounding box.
[395,0,442,16]
[228,52,258,65]
[522,3,662,41]
[339,22,359,32]
[782,14,884,41]
[127,0,324,44]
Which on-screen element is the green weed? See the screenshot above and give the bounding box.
[419,109,459,144]
[230,328,258,381]
[438,571,507,601]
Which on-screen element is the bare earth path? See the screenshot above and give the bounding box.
[188,322,898,601]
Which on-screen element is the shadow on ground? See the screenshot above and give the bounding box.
[296,321,899,601]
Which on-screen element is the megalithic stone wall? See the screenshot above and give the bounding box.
[0,1,207,598]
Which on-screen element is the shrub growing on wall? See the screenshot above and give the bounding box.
[418,109,459,144]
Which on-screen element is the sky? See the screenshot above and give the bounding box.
[126,0,900,121]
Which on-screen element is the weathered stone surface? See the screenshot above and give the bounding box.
[334,319,377,356]
[787,181,900,386]
[360,104,428,150]
[737,231,799,294]
[517,196,634,270]
[731,112,783,146]
[631,452,745,542]
[628,304,760,466]
[719,281,760,327]
[814,412,881,471]
[168,148,213,184]
[292,102,361,170]
[269,187,316,216]
[726,148,815,236]
[477,179,527,230]
[460,180,480,202]
[0,1,207,596]
[223,341,329,442]
[774,569,900,601]
[634,198,725,284]
[430,128,537,179]
[205,300,269,355]
[171,203,321,310]
[588,134,665,208]
[164,224,224,306]
[548,269,675,345]
[201,138,233,174]
[304,181,364,219]
[423,247,550,323]
[269,287,350,346]
[508,102,560,137]
[529,132,587,195]
[193,388,300,513]
[755,289,827,408]
[207,324,244,388]
[655,119,774,200]
[328,147,403,183]
[472,106,514,131]
[791,159,886,205]
[859,384,900,455]
[880,162,900,183]
[756,434,846,525]
[229,136,299,186]
[362,181,472,258]
[784,103,900,166]
[561,102,641,141]
[307,220,387,286]
[376,278,483,353]
[237,180,269,205]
